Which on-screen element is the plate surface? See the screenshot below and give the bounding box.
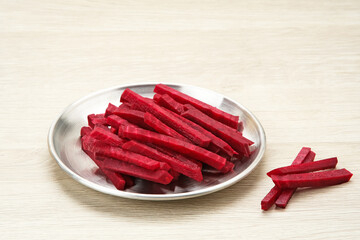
[48,83,266,200]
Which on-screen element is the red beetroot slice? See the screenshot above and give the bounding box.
[184,103,254,145]
[120,88,211,147]
[161,106,238,157]
[268,157,338,177]
[272,168,353,189]
[118,102,132,110]
[122,140,203,181]
[96,161,126,190]
[119,125,226,170]
[153,93,184,114]
[110,127,117,134]
[94,145,160,171]
[143,112,190,143]
[154,84,239,129]
[291,147,312,165]
[81,135,109,153]
[275,149,315,208]
[101,156,173,185]
[153,145,203,169]
[88,114,107,128]
[261,186,282,211]
[113,108,150,129]
[81,126,92,137]
[220,161,235,173]
[105,103,118,117]
[182,106,251,156]
[81,145,126,190]
[159,162,171,171]
[106,115,138,129]
[89,127,126,147]
[261,147,312,210]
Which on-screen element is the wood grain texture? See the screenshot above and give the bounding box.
[0,0,359,239]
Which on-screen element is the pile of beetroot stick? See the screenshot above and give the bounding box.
[261,147,353,210]
[80,84,254,190]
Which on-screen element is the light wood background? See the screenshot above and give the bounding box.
[1,1,359,239]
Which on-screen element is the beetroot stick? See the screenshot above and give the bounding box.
[267,157,337,177]
[143,112,190,142]
[154,84,239,129]
[105,103,118,117]
[181,106,251,156]
[275,150,316,208]
[113,108,149,129]
[153,93,185,114]
[120,88,211,147]
[106,115,138,129]
[101,156,173,185]
[261,186,282,211]
[272,169,353,189]
[94,145,161,171]
[118,125,226,170]
[122,140,203,181]
[88,113,107,128]
[89,126,126,147]
[80,126,92,138]
[155,97,238,157]
[261,147,312,210]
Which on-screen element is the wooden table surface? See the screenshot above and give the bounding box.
[1,1,359,239]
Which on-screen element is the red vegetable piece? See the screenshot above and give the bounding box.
[143,112,190,143]
[159,162,171,171]
[94,145,160,170]
[291,147,312,165]
[153,145,203,169]
[106,115,138,129]
[98,166,126,190]
[261,147,312,210]
[110,127,117,134]
[272,169,353,189]
[105,103,118,117]
[84,151,126,190]
[220,161,235,174]
[113,108,149,129]
[162,107,238,157]
[118,102,132,110]
[118,125,226,170]
[81,135,109,153]
[89,127,126,147]
[275,149,315,208]
[88,113,107,128]
[268,157,338,177]
[101,156,173,185]
[302,150,316,164]
[122,140,203,181]
[153,93,161,103]
[80,126,92,137]
[261,186,282,211]
[102,169,126,190]
[181,106,251,156]
[120,88,211,147]
[153,93,184,114]
[154,84,239,129]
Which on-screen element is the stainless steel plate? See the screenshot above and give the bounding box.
[48,83,266,200]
